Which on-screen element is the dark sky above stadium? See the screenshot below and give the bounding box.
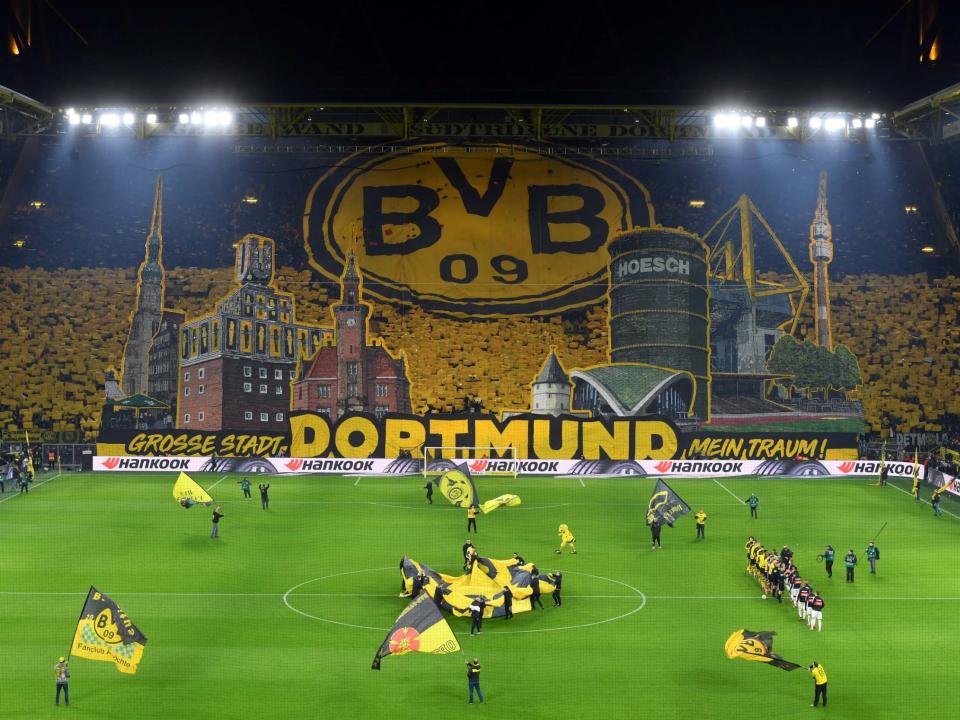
[3,0,959,108]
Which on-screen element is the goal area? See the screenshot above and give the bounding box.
[421,446,518,477]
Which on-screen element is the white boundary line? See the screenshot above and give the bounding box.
[204,475,229,493]
[353,476,361,486]
[889,480,960,519]
[712,478,744,503]
[0,471,62,505]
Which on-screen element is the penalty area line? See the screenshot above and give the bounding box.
[712,478,744,503]
[204,475,229,493]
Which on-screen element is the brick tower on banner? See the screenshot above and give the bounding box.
[293,253,412,420]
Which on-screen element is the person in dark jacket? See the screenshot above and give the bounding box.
[258,483,270,509]
[648,514,662,549]
[548,572,563,606]
[465,658,484,704]
[501,586,513,619]
[529,569,544,610]
[424,481,434,504]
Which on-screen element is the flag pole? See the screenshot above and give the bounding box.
[66,586,95,661]
[870,522,888,544]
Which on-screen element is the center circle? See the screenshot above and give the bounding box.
[282,567,646,634]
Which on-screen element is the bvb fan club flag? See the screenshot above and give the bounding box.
[372,592,460,670]
[172,471,214,508]
[71,587,148,674]
[435,463,478,508]
[646,479,691,527]
[480,494,521,514]
[724,629,801,671]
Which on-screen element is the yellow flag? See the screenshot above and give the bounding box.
[71,587,148,674]
[172,472,213,508]
[24,431,36,477]
[480,494,521,514]
[436,464,477,508]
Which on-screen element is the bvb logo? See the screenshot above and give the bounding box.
[94,608,122,645]
[303,141,654,317]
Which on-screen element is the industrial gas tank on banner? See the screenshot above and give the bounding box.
[608,226,710,417]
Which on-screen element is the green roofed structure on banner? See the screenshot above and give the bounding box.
[571,364,696,419]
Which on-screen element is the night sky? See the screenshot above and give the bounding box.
[3,1,959,108]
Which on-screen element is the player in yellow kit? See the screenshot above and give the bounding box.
[556,523,577,554]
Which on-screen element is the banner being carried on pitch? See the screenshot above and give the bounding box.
[724,629,801,671]
[371,592,460,670]
[71,587,148,674]
[172,472,213,508]
[646,479,690,527]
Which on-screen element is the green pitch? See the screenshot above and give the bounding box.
[1,469,957,720]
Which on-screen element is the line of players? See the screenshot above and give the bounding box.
[745,537,824,631]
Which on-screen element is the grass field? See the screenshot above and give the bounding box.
[1,468,958,720]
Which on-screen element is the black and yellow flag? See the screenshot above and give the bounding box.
[372,591,460,670]
[435,463,478,508]
[480,494,521,514]
[646,479,691,527]
[71,587,148,674]
[724,629,801,671]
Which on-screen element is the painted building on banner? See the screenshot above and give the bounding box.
[121,177,167,396]
[148,309,185,416]
[292,254,412,420]
[177,235,330,431]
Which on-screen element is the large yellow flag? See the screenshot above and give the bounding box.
[480,494,521,514]
[435,464,478,508]
[71,587,148,674]
[172,472,213,508]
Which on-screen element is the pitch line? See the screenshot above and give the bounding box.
[1,590,958,602]
[0,471,62,505]
[888,481,960,520]
[203,475,229,493]
[712,478,744,503]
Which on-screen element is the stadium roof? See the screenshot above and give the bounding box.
[571,364,695,416]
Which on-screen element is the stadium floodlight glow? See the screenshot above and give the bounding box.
[81,113,93,125]
[203,110,220,126]
[809,116,822,129]
[122,112,135,126]
[713,113,729,128]
[146,113,158,125]
[787,116,799,128]
[100,113,120,128]
[190,111,203,125]
[755,116,766,127]
[852,118,863,129]
[178,112,189,124]
[865,118,876,129]
[871,112,881,120]
[68,112,81,126]
[921,245,935,254]
[741,115,754,128]
[825,117,846,132]
[219,110,232,125]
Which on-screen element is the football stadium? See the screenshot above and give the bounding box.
[2,4,960,719]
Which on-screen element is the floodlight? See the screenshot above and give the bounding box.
[741,115,754,128]
[755,116,766,127]
[825,117,845,132]
[219,110,233,125]
[146,113,158,124]
[190,111,202,125]
[100,113,120,128]
[787,116,799,128]
[122,112,135,125]
[68,113,80,126]
[851,118,863,129]
[81,113,93,125]
[713,114,728,128]
[178,112,189,124]
[809,116,822,129]
[204,110,220,126]
[865,118,876,129]
[871,112,880,120]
